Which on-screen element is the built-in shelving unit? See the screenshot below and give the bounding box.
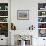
[38,3,46,37]
[0,3,8,37]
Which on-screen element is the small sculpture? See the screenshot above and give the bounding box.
[11,23,16,30]
[29,25,35,30]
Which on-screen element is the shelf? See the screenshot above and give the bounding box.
[0,16,8,17]
[0,22,8,23]
[38,22,46,23]
[38,10,46,11]
[0,3,8,37]
[38,15,46,17]
[0,10,8,11]
[38,3,46,37]
[38,28,46,29]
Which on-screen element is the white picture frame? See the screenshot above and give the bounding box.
[17,10,29,20]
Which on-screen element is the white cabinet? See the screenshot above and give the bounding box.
[0,0,8,45]
[38,38,46,46]
[0,35,8,45]
[0,0,11,45]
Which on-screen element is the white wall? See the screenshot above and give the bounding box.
[11,0,38,45]
[11,0,38,30]
[11,0,46,30]
[11,0,46,46]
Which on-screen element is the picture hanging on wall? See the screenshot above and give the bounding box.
[17,10,29,20]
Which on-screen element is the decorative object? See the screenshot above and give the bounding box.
[0,23,8,37]
[29,25,35,30]
[39,29,46,37]
[38,3,46,10]
[38,17,46,22]
[17,10,29,20]
[38,23,46,28]
[5,6,8,10]
[0,3,8,10]
[0,3,8,37]
[15,35,32,46]
[0,17,8,22]
[19,35,32,45]
[40,8,44,10]
[42,12,45,15]
[11,23,16,30]
[0,11,8,16]
[38,11,46,16]
[38,3,46,37]
[0,6,1,10]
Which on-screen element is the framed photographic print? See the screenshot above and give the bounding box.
[17,10,29,20]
